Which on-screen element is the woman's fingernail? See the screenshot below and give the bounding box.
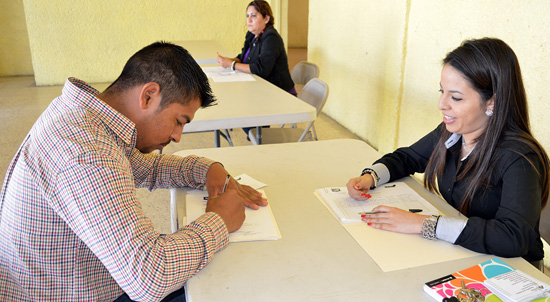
[367,223,372,226]
[355,185,360,189]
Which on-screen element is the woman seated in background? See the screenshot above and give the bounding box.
[347,38,549,269]
[217,0,296,136]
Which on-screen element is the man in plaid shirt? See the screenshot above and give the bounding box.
[0,42,267,301]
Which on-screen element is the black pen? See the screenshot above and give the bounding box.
[358,211,385,215]
[408,209,423,213]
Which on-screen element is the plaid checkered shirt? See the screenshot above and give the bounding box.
[0,78,229,301]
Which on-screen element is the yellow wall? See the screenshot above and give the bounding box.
[0,0,33,76]
[309,0,550,156]
[21,0,257,85]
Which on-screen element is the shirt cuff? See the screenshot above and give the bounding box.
[436,216,468,243]
[189,212,229,253]
[370,163,391,186]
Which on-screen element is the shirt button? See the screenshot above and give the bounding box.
[447,188,451,192]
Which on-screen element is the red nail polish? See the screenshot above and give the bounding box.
[367,223,372,226]
[361,214,366,218]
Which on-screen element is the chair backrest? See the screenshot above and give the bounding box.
[297,78,329,116]
[291,61,320,85]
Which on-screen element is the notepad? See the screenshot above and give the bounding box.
[315,182,440,223]
[186,190,281,242]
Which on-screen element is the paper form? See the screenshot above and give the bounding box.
[186,190,281,242]
[316,182,440,223]
[233,173,267,190]
[201,67,256,82]
[315,182,479,272]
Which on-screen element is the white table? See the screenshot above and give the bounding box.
[173,40,316,147]
[183,74,315,146]
[170,139,550,301]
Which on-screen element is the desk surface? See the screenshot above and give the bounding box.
[171,139,550,301]
[182,73,316,133]
[172,40,316,134]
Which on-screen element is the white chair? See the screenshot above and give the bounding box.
[248,78,329,145]
[291,61,320,95]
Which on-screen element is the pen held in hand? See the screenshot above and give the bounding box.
[358,208,423,216]
[222,174,230,193]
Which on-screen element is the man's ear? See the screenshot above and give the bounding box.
[139,82,161,110]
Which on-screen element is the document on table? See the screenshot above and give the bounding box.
[186,189,281,242]
[315,182,440,223]
[315,181,479,272]
[201,67,256,82]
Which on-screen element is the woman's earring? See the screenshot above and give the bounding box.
[485,109,493,117]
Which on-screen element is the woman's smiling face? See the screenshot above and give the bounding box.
[438,63,494,142]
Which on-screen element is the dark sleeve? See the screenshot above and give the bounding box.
[248,33,282,78]
[455,152,543,260]
[373,124,442,181]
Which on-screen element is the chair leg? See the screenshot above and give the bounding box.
[311,124,318,141]
[298,121,314,142]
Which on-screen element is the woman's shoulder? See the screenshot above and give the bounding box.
[262,27,282,40]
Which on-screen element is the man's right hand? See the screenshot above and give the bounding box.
[205,189,246,233]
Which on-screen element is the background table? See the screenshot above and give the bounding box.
[170,139,550,301]
[182,73,316,146]
[172,40,316,146]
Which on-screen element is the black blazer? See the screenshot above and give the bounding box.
[373,123,544,261]
[236,27,295,91]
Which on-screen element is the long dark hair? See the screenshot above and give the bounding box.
[424,38,549,213]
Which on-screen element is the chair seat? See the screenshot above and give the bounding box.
[249,128,312,145]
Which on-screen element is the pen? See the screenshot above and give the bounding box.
[222,174,230,193]
[358,211,385,215]
[358,209,423,215]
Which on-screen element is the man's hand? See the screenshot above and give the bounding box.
[206,163,268,209]
[205,189,245,233]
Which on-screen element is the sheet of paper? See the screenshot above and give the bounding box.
[316,182,440,223]
[201,67,256,82]
[315,183,480,272]
[186,190,281,242]
[234,173,267,190]
[484,270,550,302]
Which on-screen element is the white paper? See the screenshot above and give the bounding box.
[201,67,256,82]
[316,182,440,223]
[186,190,281,242]
[484,270,550,302]
[234,173,267,190]
[315,182,480,272]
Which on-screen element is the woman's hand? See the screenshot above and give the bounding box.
[216,53,235,69]
[346,174,375,200]
[360,206,427,234]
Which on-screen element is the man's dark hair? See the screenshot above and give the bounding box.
[104,41,216,109]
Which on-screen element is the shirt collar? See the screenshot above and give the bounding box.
[61,78,137,149]
[444,133,473,161]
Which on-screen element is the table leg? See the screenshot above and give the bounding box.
[256,126,262,144]
[215,130,221,148]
